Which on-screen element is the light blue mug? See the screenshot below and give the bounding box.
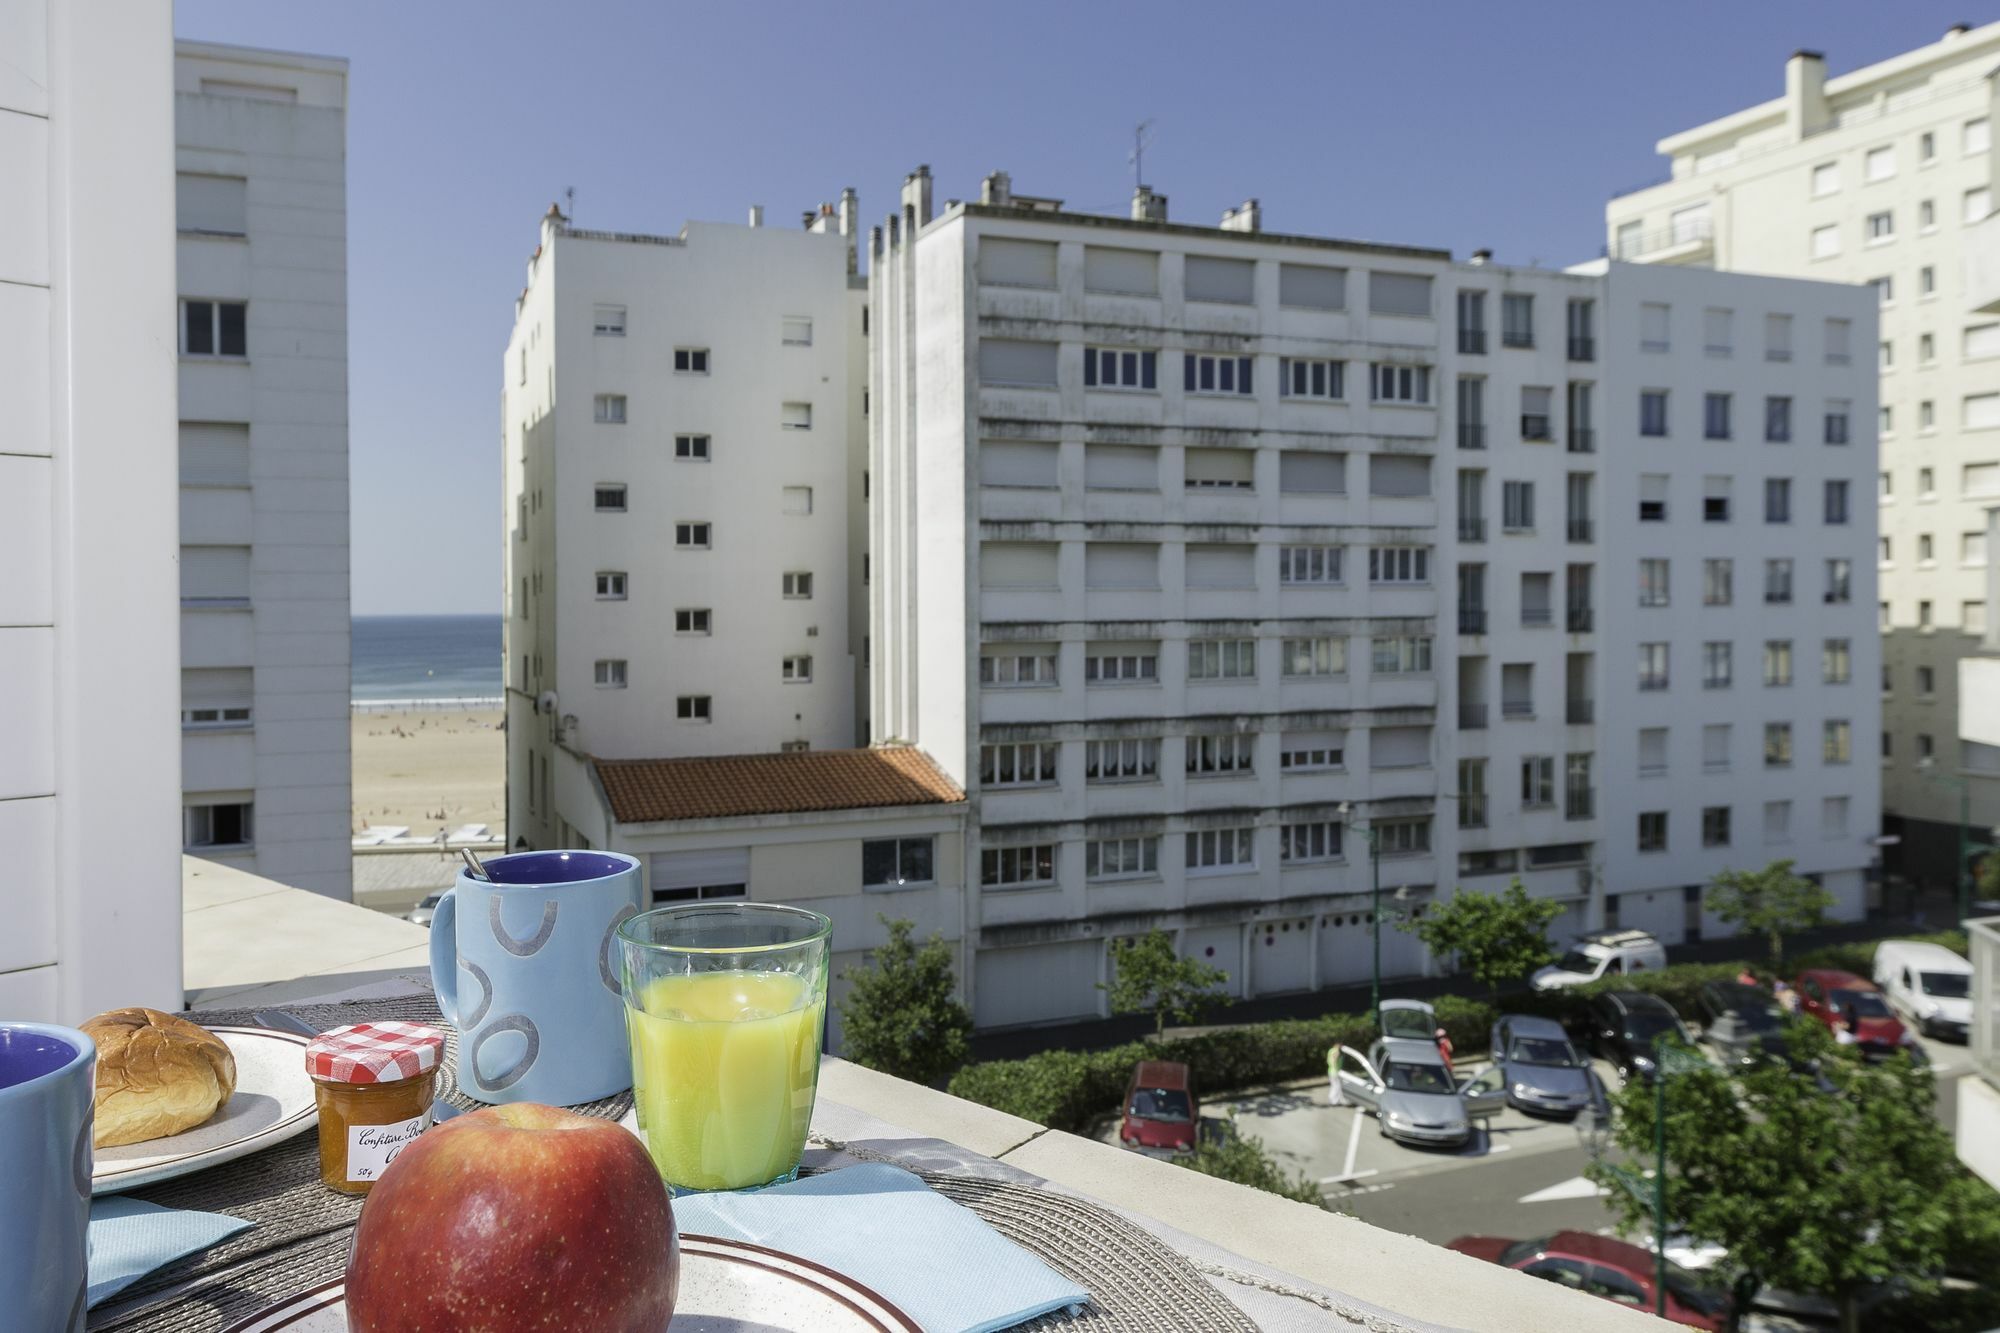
[0,1023,95,1331]
[430,851,645,1105]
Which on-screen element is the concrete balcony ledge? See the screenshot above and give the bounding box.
[180,858,1655,1331]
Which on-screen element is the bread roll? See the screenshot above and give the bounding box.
[83,1007,237,1148]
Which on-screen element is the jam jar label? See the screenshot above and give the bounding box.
[346,1111,430,1182]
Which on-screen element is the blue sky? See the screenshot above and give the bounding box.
[174,1,1995,615]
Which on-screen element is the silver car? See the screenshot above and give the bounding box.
[1489,1014,1595,1117]
[1333,1037,1505,1148]
[404,891,444,928]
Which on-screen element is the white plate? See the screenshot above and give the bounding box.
[218,1234,921,1332]
[92,1026,319,1195]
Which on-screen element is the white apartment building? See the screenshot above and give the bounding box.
[503,201,867,850]
[174,43,353,897]
[1606,22,1998,891]
[2,0,183,1020]
[872,170,1878,1029]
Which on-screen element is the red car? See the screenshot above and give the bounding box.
[1118,1060,1197,1156]
[1448,1230,1729,1329]
[1794,968,1922,1061]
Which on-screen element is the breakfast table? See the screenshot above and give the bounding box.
[82,985,1439,1333]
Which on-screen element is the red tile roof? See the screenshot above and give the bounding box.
[594,747,964,825]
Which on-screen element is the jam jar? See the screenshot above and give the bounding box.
[305,1021,447,1195]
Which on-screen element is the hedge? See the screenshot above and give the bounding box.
[945,934,1973,1130]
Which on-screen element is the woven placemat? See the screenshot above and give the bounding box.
[87,995,1257,1333]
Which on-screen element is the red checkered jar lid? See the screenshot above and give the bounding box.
[304,1021,446,1085]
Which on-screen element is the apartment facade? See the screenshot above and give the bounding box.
[1606,23,1998,888]
[503,202,866,851]
[873,172,1878,1029]
[1,0,183,1020]
[174,43,353,897]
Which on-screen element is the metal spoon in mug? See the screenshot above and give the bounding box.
[459,847,490,881]
[254,1010,464,1122]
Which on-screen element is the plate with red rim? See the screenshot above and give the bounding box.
[218,1234,921,1332]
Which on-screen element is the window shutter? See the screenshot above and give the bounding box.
[1184,545,1255,589]
[979,542,1059,588]
[1184,448,1253,487]
[1369,726,1430,768]
[179,423,250,487]
[1368,271,1433,317]
[979,440,1059,488]
[182,667,252,707]
[1368,454,1431,497]
[976,238,1058,289]
[1085,444,1157,490]
[649,848,750,893]
[1967,324,2000,360]
[1083,247,1158,296]
[978,339,1059,387]
[1084,543,1159,589]
[180,546,251,601]
[1279,451,1344,493]
[1183,255,1255,304]
[1966,393,2000,431]
[1278,263,1346,310]
[176,174,247,233]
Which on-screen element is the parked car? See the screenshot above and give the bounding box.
[1585,991,1695,1081]
[1447,1231,1730,1330]
[1694,980,1789,1068]
[1873,940,1972,1041]
[1794,969,1924,1063]
[1489,1014,1594,1117]
[1332,1038,1505,1149]
[1530,930,1668,992]
[1379,997,1446,1048]
[405,891,444,928]
[1118,1060,1198,1157]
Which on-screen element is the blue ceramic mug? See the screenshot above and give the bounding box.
[0,1023,95,1331]
[430,851,645,1105]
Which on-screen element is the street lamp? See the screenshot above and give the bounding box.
[1581,1037,1708,1318]
[1917,757,1975,924]
[1337,801,1384,1024]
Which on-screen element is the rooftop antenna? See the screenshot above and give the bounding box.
[564,185,575,221]
[1129,119,1155,188]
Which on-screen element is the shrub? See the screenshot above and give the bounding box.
[1792,930,1968,979]
[1177,1128,1322,1204]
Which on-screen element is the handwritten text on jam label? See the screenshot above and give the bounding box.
[346,1112,431,1182]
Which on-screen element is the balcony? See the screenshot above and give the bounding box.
[1502,330,1533,350]
[1614,218,1715,265]
[1458,328,1487,355]
[1501,698,1534,719]
[1966,211,2000,316]
[1566,607,1593,633]
[1520,607,1553,628]
[1566,698,1594,725]
[1566,427,1594,454]
[1458,423,1487,450]
[1565,790,1595,821]
[1567,336,1595,362]
[1520,414,1552,442]
[1459,702,1489,730]
[1458,607,1488,635]
[1566,518,1593,543]
[1458,516,1487,543]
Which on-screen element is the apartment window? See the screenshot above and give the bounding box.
[1765,313,1793,362]
[1279,357,1345,400]
[676,695,712,722]
[1968,188,1994,225]
[773,314,812,347]
[1186,827,1256,873]
[1968,117,1992,155]
[1368,546,1430,584]
[594,659,628,689]
[1704,724,1731,773]
[1369,270,1433,317]
[1277,261,1342,309]
[1280,637,1346,677]
[782,571,813,599]
[1502,480,1535,532]
[1823,400,1851,446]
[1881,536,1895,565]
[1764,800,1792,845]
[1371,636,1434,674]
[1766,478,1792,523]
[1278,451,1344,494]
[1823,639,1851,684]
[1865,210,1894,243]
[1919,599,1935,630]
[1810,224,1840,259]
[1639,558,1670,607]
[595,571,627,600]
[1825,558,1852,604]
[592,393,628,424]
[1921,199,1937,230]
[1823,480,1850,525]
[181,300,247,357]
[1373,819,1431,855]
[594,485,627,513]
[1501,293,1534,348]
[1869,276,1894,309]
[1567,298,1596,360]
[1520,386,1553,440]
[1640,390,1668,437]
[674,609,711,634]
[185,802,254,850]
[1638,643,1668,691]
[593,305,626,336]
[1085,644,1158,684]
[1967,531,1988,565]
[1280,733,1345,772]
[674,347,710,373]
[1457,290,1487,353]
[1703,641,1733,689]
[1703,392,1731,440]
[1921,131,1937,162]
[1918,665,1937,696]
[1919,733,1936,762]
[1563,754,1593,820]
[1280,821,1343,864]
[781,655,813,684]
[1080,836,1158,884]
[1085,738,1159,783]
[1187,639,1256,680]
[1704,476,1731,523]
[675,434,710,460]
[1458,758,1488,828]
[980,649,1057,688]
[1637,812,1667,853]
[1185,353,1254,396]
[1704,558,1733,606]
[1881,470,1894,500]
[1810,162,1839,196]
[1639,474,1668,523]
[863,836,935,888]
[1084,347,1159,390]
[776,402,812,432]
[1369,363,1432,404]
[1520,756,1555,808]
[1765,395,1792,443]
[1764,640,1793,687]
[1564,472,1591,542]
[1640,302,1670,352]
[1702,806,1732,848]
[782,486,813,516]
[981,845,1056,890]
[1921,266,1937,299]
[674,522,712,548]
[1185,449,1254,492]
[1520,572,1553,627]
[1567,382,1595,452]
[1825,318,1851,365]
[1278,545,1342,585]
[1919,466,1935,497]
[980,742,1057,788]
[1765,722,1793,768]
[1821,720,1852,765]
[1968,602,1989,635]
[1821,796,1850,840]
[1187,733,1256,777]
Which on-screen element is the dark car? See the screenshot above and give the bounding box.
[1695,980,1789,1067]
[1118,1060,1197,1157]
[1586,991,1694,1081]
[1448,1230,1729,1330]
[1795,969,1923,1063]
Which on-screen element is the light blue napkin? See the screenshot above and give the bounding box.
[87,1196,252,1308]
[671,1163,1087,1333]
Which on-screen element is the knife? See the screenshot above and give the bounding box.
[254,1009,464,1123]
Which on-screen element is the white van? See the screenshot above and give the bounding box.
[1872,940,1972,1041]
[1530,930,1670,992]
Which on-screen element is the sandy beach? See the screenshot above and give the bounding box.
[352,705,506,843]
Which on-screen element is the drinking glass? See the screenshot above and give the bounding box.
[617,903,831,1193]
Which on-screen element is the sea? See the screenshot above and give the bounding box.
[352,614,503,708]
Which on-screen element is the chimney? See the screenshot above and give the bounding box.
[1470,248,1492,266]
[1784,49,1829,140]
[901,165,933,228]
[1946,23,1971,39]
[1219,198,1261,233]
[839,188,859,274]
[1131,185,1168,222]
[748,205,764,228]
[981,171,1012,207]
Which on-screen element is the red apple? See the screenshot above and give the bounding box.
[346,1103,679,1332]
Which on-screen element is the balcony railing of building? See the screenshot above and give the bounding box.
[1458,796,1488,829]
[1639,760,1668,778]
[1458,329,1487,355]
[1459,702,1488,730]
[1567,606,1593,633]
[1614,218,1715,260]
[1502,698,1534,719]
[1521,414,1552,442]
[1459,607,1488,635]
[1567,427,1595,454]
[1567,697,1594,725]
[1567,518,1593,543]
[1458,423,1486,450]
[1458,516,1486,543]
[1501,330,1533,350]
[1521,607,1553,628]
[1565,789,1595,821]
[1567,336,1595,362]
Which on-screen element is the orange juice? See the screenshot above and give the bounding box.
[626,971,824,1191]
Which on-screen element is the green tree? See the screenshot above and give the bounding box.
[1588,1028,2000,1333]
[1397,879,1562,1000]
[836,916,972,1087]
[1175,1124,1322,1205]
[1100,931,1229,1039]
[1706,858,1834,970]
[1977,852,2000,901]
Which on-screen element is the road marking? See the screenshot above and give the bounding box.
[1519,1175,1609,1204]
[1319,1168,1379,1185]
[1336,1102,1363,1181]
